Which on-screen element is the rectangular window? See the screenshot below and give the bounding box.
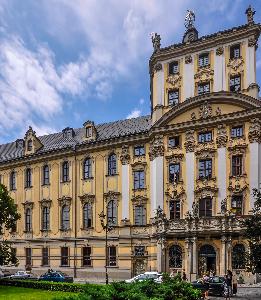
[199,159,212,180]
[134,205,146,226]
[134,145,145,156]
[42,247,49,266]
[168,136,180,148]
[232,155,243,176]
[199,53,209,67]
[231,195,243,215]
[231,126,243,138]
[169,163,180,183]
[82,247,92,267]
[199,197,212,217]
[10,172,16,191]
[169,61,179,74]
[61,247,69,266]
[198,82,210,95]
[168,89,179,105]
[86,127,92,138]
[107,246,116,267]
[25,169,32,188]
[43,166,49,185]
[198,131,212,143]
[230,75,241,92]
[25,248,32,266]
[134,170,145,190]
[230,44,240,59]
[169,200,181,220]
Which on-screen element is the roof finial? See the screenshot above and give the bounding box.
[245,5,255,25]
[185,10,195,29]
[150,32,161,52]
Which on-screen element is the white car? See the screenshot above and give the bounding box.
[125,272,161,283]
[10,271,32,279]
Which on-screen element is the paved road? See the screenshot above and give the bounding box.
[209,287,261,299]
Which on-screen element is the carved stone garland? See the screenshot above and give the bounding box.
[184,130,195,153]
[248,118,261,143]
[216,124,228,148]
[149,135,164,160]
[120,145,130,165]
[216,47,224,56]
[58,196,72,207]
[199,101,212,119]
[194,67,214,84]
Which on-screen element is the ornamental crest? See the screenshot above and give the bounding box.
[194,67,214,83]
[149,135,164,160]
[227,57,244,73]
[154,63,162,72]
[216,124,228,148]
[248,118,261,143]
[184,130,195,153]
[166,74,182,88]
[248,37,258,48]
[185,55,192,64]
[199,101,212,119]
[216,47,224,56]
[120,144,130,165]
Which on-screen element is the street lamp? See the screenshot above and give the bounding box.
[99,210,113,284]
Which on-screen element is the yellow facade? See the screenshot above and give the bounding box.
[0,8,261,283]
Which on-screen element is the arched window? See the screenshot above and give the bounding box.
[108,154,117,176]
[83,203,92,228]
[25,208,32,232]
[62,161,69,182]
[61,205,70,230]
[169,245,182,268]
[107,200,117,226]
[27,139,32,151]
[42,207,50,231]
[25,168,32,188]
[83,158,92,179]
[10,171,16,190]
[43,165,50,185]
[232,244,246,269]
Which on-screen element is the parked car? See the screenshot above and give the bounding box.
[39,271,73,283]
[192,276,236,297]
[125,272,162,283]
[10,271,35,280]
[0,269,12,278]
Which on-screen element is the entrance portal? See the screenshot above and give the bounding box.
[198,245,216,276]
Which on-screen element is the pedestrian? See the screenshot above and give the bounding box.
[203,273,210,300]
[182,270,187,281]
[226,270,233,297]
[223,275,231,300]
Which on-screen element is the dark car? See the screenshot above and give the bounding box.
[39,271,73,283]
[192,276,227,297]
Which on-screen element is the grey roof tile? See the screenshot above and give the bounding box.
[0,115,151,163]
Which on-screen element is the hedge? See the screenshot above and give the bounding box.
[0,278,90,293]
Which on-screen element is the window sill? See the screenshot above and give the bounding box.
[24,187,33,190]
[81,265,93,268]
[60,180,71,184]
[40,229,51,232]
[81,227,94,231]
[82,177,94,181]
[132,188,147,192]
[167,146,181,150]
[106,265,118,268]
[41,183,50,187]
[23,230,33,233]
[105,173,119,177]
[59,265,70,268]
[60,228,71,232]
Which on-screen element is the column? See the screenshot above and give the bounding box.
[121,163,130,220]
[186,152,195,212]
[192,237,197,275]
[185,238,192,280]
[220,236,227,275]
[157,243,163,273]
[214,47,226,91]
[183,56,194,99]
[155,67,164,106]
[217,147,227,210]
[245,41,256,87]
[226,237,232,272]
[249,142,260,209]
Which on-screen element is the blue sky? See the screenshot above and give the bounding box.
[0,0,261,143]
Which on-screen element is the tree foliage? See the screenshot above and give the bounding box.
[0,183,20,265]
[243,188,261,273]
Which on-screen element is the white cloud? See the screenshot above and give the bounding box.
[139,98,145,105]
[127,109,141,119]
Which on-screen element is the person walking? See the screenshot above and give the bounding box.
[182,270,187,281]
[203,273,210,300]
[226,270,233,297]
[223,275,231,300]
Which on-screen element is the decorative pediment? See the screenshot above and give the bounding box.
[227,57,244,74]
[58,196,72,207]
[131,195,148,205]
[104,191,120,202]
[195,142,216,157]
[24,126,43,156]
[165,184,186,199]
[194,66,214,83]
[227,138,248,154]
[39,199,52,208]
[149,135,164,160]
[248,118,261,143]
[194,182,218,197]
[228,177,248,194]
[22,201,34,209]
[79,193,95,204]
[165,153,184,163]
[166,74,182,88]
[120,145,130,165]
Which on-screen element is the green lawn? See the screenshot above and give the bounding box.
[0,286,77,300]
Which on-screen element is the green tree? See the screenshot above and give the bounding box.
[0,183,20,265]
[243,188,261,273]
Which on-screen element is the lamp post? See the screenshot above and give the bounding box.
[99,210,113,284]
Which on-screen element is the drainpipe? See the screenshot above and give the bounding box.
[73,149,77,278]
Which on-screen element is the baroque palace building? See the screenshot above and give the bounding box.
[1,7,261,283]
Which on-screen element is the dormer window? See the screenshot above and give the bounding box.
[86,127,92,138]
[199,53,209,68]
[27,140,32,151]
[62,127,75,139]
[169,61,179,75]
[83,121,97,141]
[230,44,240,59]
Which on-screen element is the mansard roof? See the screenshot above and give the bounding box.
[0,115,151,163]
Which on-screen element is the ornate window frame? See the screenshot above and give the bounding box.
[80,194,95,230]
[82,156,93,180]
[39,199,52,231]
[131,195,148,226]
[22,201,34,232]
[58,196,72,231]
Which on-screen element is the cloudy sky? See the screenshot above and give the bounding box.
[0,0,260,143]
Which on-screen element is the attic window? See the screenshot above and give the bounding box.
[86,127,92,138]
[169,61,179,74]
[230,44,240,59]
[198,53,209,68]
[62,127,75,139]
[27,140,32,151]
